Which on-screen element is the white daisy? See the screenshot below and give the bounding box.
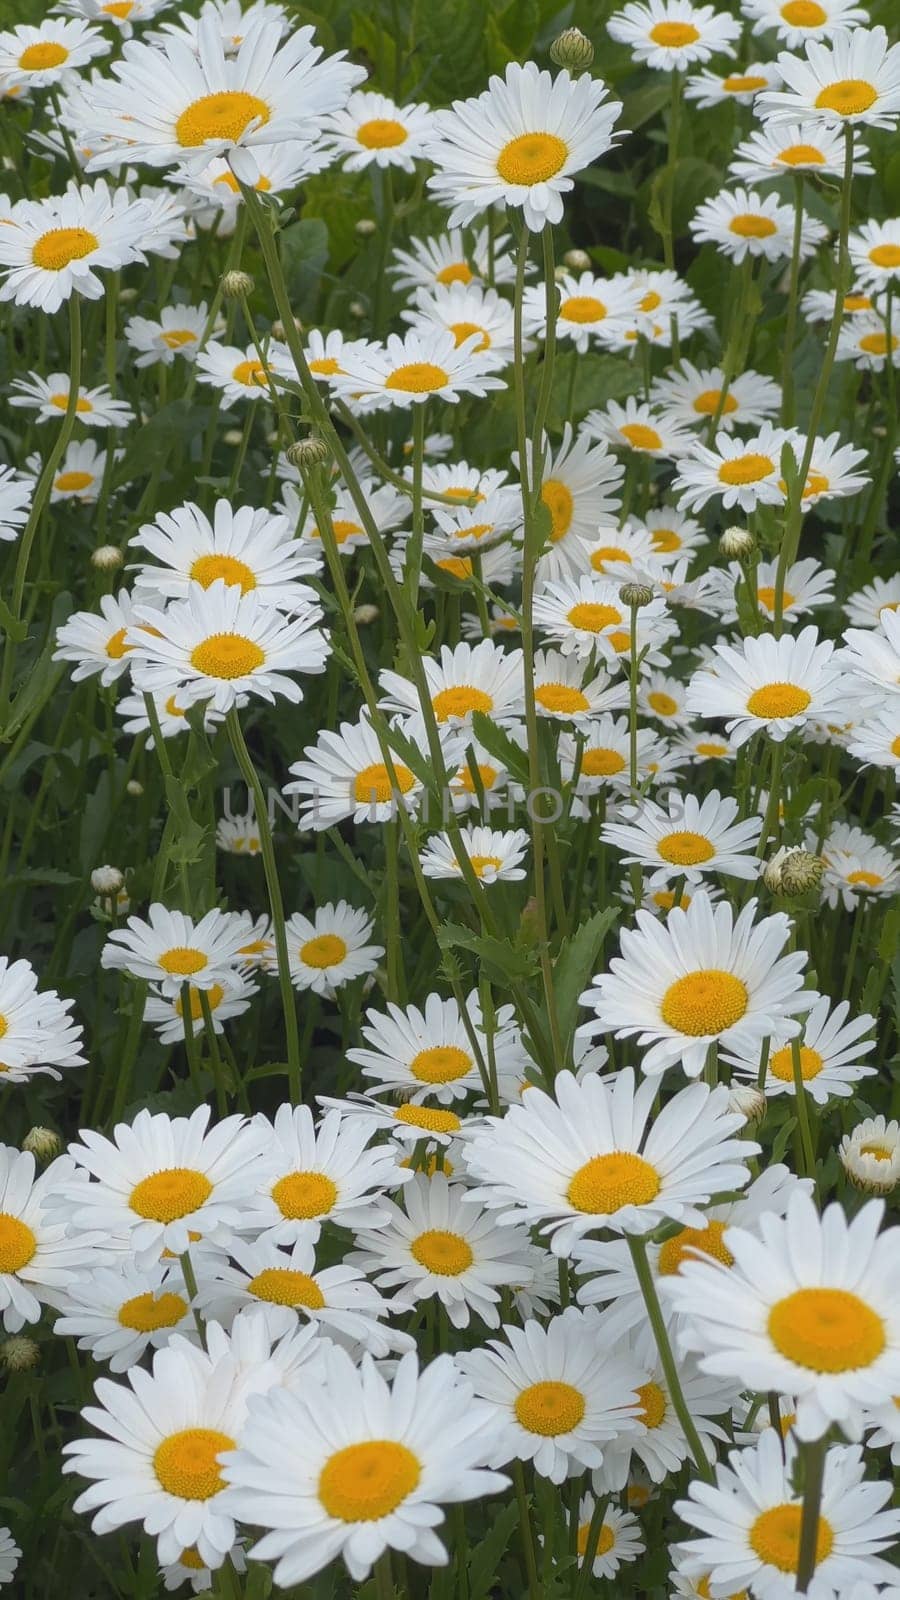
[745,0,869,48]
[607,0,740,71]
[143,973,257,1045]
[130,500,320,611]
[580,891,814,1078]
[601,790,761,886]
[848,218,900,291]
[276,902,383,996]
[0,956,85,1084]
[379,639,525,728]
[786,430,870,505]
[690,186,827,263]
[838,609,900,698]
[845,574,900,629]
[848,705,900,769]
[0,181,152,311]
[284,713,424,829]
[426,60,623,232]
[151,0,290,56]
[587,396,694,459]
[651,363,781,432]
[684,61,782,108]
[216,812,261,854]
[841,1117,900,1196]
[346,990,527,1105]
[329,327,505,410]
[194,338,294,403]
[558,716,664,793]
[730,120,872,181]
[403,280,516,364]
[53,590,141,686]
[686,627,848,745]
[101,904,250,995]
[572,1497,644,1578]
[533,573,672,663]
[53,1260,193,1371]
[175,140,329,209]
[725,994,876,1104]
[577,521,658,579]
[757,26,900,130]
[0,1149,98,1332]
[419,824,530,885]
[523,269,641,352]
[0,18,108,88]
[803,284,881,322]
[389,225,521,293]
[9,371,133,428]
[753,556,835,623]
[522,424,625,584]
[125,301,213,366]
[462,1067,755,1254]
[322,88,435,171]
[534,648,630,719]
[45,438,111,503]
[0,1531,19,1590]
[836,312,900,370]
[0,467,32,543]
[284,476,407,555]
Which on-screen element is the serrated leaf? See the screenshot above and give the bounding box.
[772,1114,798,1166]
[278,217,329,319]
[471,709,530,786]
[553,906,619,1061]
[469,1499,520,1599]
[437,922,539,984]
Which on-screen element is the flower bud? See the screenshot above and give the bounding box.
[91,544,123,570]
[126,779,144,797]
[355,218,377,237]
[762,848,788,894]
[348,300,366,318]
[780,849,826,897]
[223,427,245,445]
[0,1335,40,1372]
[353,604,379,624]
[620,582,654,609]
[272,316,302,340]
[728,1083,767,1126]
[91,865,124,895]
[118,285,138,303]
[720,524,755,560]
[550,27,594,74]
[221,269,254,299]
[563,248,592,272]
[285,437,330,471]
[22,1126,62,1161]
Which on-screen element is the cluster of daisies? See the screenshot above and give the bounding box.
[0,0,899,1594]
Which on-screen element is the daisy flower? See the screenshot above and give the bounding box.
[45,438,110,503]
[241,1103,407,1246]
[403,281,516,364]
[667,1189,900,1440]
[0,1532,18,1590]
[804,284,880,322]
[216,812,261,854]
[524,270,641,353]
[0,182,154,311]
[735,124,872,186]
[223,1344,506,1583]
[284,477,407,555]
[845,574,900,628]
[816,836,900,909]
[757,26,900,130]
[0,956,85,1084]
[753,556,835,623]
[101,904,251,995]
[849,218,900,291]
[785,430,870,505]
[578,521,658,579]
[640,671,692,727]
[58,1105,269,1265]
[462,1067,755,1255]
[349,1172,535,1330]
[177,140,329,210]
[143,974,257,1045]
[534,648,630,719]
[315,1091,477,1152]
[130,500,320,611]
[62,0,171,31]
[276,902,383,997]
[0,467,32,543]
[347,990,526,1106]
[419,824,530,885]
[623,266,714,340]
[587,397,694,459]
[151,0,290,56]
[635,505,707,563]
[53,590,141,687]
[9,371,132,428]
[0,1149,97,1332]
[329,327,505,411]
[573,1498,644,1579]
[533,574,670,662]
[651,363,781,432]
[607,0,740,71]
[838,609,900,697]
[300,326,365,382]
[53,1260,193,1371]
[194,338,294,403]
[746,0,869,46]
[848,705,900,769]
[676,730,739,763]
[674,1430,900,1598]
[284,713,423,829]
[458,1306,644,1483]
[82,14,363,180]
[580,892,814,1079]
[726,994,876,1104]
[322,88,434,171]
[522,424,624,583]
[593,1327,734,1490]
[125,301,212,365]
[685,61,782,108]
[128,579,328,712]
[426,60,623,232]
[116,686,224,745]
[193,1235,408,1354]
[0,18,108,88]
[63,1331,275,1569]
[690,186,827,264]
[687,627,848,745]
[601,790,761,886]
[379,639,524,728]
[558,716,659,792]
[390,224,520,293]
[841,1117,900,1196]
[836,312,900,370]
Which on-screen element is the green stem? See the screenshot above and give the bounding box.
[512,1462,541,1600]
[374,1549,395,1600]
[796,1437,828,1594]
[199,988,230,1115]
[780,176,805,426]
[179,1248,207,1350]
[790,1036,816,1181]
[627,1234,713,1481]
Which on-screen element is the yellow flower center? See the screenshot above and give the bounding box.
[815,79,878,115]
[272,1170,338,1220]
[636,1380,667,1428]
[410,1229,474,1275]
[567,602,622,633]
[309,355,342,375]
[496,132,568,186]
[515,1380,586,1436]
[859,1142,893,1160]
[542,478,574,541]
[394,1104,461,1133]
[410,1045,472,1084]
[50,392,91,412]
[567,1151,661,1214]
[620,422,663,451]
[694,388,737,416]
[649,20,700,45]
[718,452,776,486]
[581,747,626,777]
[757,586,796,613]
[175,91,270,148]
[870,244,900,267]
[153,1429,234,1500]
[130,1168,213,1222]
[730,214,777,238]
[356,118,407,149]
[468,854,503,878]
[455,762,498,793]
[648,690,678,716]
[105,627,132,660]
[0,1214,37,1273]
[859,331,896,355]
[189,553,256,594]
[102,1,134,16]
[173,983,225,1022]
[158,946,208,977]
[190,632,265,678]
[561,295,607,324]
[658,1219,735,1276]
[746,682,811,718]
[437,557,473,579]
[161,328,198,349]
[180,1549,206,1571]
[768,1287,885,1372]
[661,970,748,1036]
[432,685,493,721]
[231,358,267,388]
[770,1044,824,1081]
[750,1504,833,1574]
[590,546,631,573]
[247,1267,325,1308]
[781,0,827,22]
[657,830,715,866]
[778,143,826,166]
[19,41,69,70]
[640,290,663,311]
[450,321,491,351]
[723,74,768,92]
[436,262,473,286]
[577,1521,615,1558]
[385,362,450,393]
[846,869,883,887]
[893,735,900,757]
[535,683,590,714]
[319,1440,421,1522]
[353,762,415,803]
[118,1290,188,1332]
[55,469,95,493]
[300,933,348,969]
[696,1579,748,1600]
[695,740,728,757]
[845,294,873,310]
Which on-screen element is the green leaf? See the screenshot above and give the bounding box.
[471,709,530,786]
[437,922,539,984]
[619,77,671,133]
[412,0,487,99]
[547,351,641,429]
[469,1499,520,1600]
[0,594,28,643]
[113,399,208,488]
[553,906,620,1060]
[278,217,329,319]
[772,1113,798,1166]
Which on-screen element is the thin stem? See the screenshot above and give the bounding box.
[179,1248,207,1349]
[627,1233,713,1481]
[512,1461,541,1600]
[780,176,805,426]
[796,1437,828,1594]
[374,1549,395,1600]
[790,1036,816,1181]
